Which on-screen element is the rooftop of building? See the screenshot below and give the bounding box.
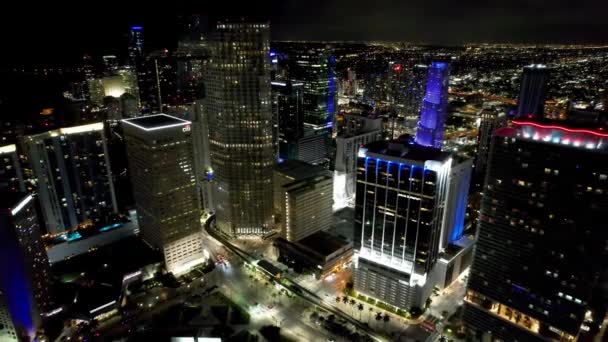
[495,119,608,151]
[362,140,451,163]
[275,159,329,182]
[297,230,351,257]
[52,235,162,288]
[26,122,105,139]
[0,192,34,217]
[122,114,190,131]
[438,235,476,263]
[0,144,16,155]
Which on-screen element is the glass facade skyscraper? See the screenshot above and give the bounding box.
[205,20,275,237]
[286,49,336,130]
[415,61,450,149]
[273,45,336,165]
[463,120,607,341]
[24,123,118,235]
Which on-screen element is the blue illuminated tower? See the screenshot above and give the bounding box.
[415,61,450,149]
[128,26,144,66]
[0,193,52,340]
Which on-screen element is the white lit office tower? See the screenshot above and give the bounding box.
[24,123,118,235]
[353,141,472,310]
[122,114,205,274]
[274,160,333,242]
[205,20,275,237]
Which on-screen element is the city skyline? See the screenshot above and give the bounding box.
[0,6,606,342]
[1,1,608,66]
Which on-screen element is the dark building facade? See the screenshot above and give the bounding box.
[463,120,608,341]
[272,80,304,161]
[474,107,508,189]
[516,65,549,119]
[138,50,177,113]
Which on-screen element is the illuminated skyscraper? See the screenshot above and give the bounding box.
[0,144,25,193]
[205,20,274,237]
[122,114,205,274]
[0,193,52,340]
[273,45,336,165]
[415,61,450,149]
[290,49,336,130]
[353,141,471,310]
[516,64,549,119]
[128,26,144,66]
[463,120,607,341]
[388,62,406,105]
[24,123,118,235]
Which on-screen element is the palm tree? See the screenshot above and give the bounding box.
[368,307,373,324]
[349,299,356,315]
[375,312,383,328]
[383,314,390,329]
[342,296,348,305]
[357,303,364,320]
[335,296,341,305]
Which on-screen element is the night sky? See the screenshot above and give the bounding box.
[1,0,607,65]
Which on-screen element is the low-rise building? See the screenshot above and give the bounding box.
[274,231,353,278]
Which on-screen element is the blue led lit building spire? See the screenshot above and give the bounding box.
[415,61,450,149]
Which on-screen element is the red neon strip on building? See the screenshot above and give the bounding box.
[512,121,608,138]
